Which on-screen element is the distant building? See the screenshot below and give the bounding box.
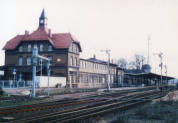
[123,64,174,86]
[1,9,123,88]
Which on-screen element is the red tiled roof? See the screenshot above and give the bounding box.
[3,27,82,51]
[24,27,49,41]
[3,35,24,50]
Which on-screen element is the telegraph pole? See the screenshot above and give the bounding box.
[101,49,111,91]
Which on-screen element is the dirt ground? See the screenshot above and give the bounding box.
[161,90,178,101]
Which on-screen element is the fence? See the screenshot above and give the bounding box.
[0,80,32,88]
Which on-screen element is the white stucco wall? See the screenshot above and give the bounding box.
[36,76,66,88]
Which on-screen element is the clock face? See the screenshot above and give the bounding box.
[40,20,44,24]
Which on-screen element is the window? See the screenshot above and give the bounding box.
[75,57,77,66]
[40,44,43,52]
[71,56,73,66]
[48,56,53,65]
[27,56,31,65]
[73,57,76,66]
[34,44,37,49]
[84,62,86,68]
[18,57,23,65]
[27,44,31,52]
[72,44,74,52]
[48,45,52,51]
[19,46,23,52]
[39,59,43,65]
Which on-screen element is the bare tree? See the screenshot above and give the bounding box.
[127,61,136,69]
[117,54,145,70]
[117,58,128,69]
[124,54,145,70]
[134,54,145,70]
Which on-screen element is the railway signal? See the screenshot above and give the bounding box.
[31,46,51,98]
[101,49,111,91]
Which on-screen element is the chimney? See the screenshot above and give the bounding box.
[25,30,29,36]
[48,29,52,37]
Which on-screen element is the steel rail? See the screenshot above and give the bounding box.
[0,86,157,115]
[7,90,161,123]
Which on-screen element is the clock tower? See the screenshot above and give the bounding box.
[39,9,47,27]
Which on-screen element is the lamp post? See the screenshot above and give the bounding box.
[101,49,111,91]
[164,65,167,85]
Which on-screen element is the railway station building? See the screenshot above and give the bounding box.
[0,9,123,88]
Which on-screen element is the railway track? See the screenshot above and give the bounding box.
[0,86,156,116]
[0,86,173,122]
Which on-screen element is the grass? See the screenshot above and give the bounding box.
[80,100,178,123]
[112,100,178,123]
[0,88,9,97]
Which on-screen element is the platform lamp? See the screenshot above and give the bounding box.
[101,49,111,91]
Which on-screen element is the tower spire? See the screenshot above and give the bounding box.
[39,9,47,27]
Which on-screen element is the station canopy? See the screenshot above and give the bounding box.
[125,72,175,80]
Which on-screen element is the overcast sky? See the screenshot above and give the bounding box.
[0,0,178,78]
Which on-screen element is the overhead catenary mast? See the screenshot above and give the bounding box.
[147,35,151,65]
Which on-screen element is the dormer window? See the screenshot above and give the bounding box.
[48,45,52,51]
[28,44,31,52]
[19,46,23,52]
[40,44,43,52]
